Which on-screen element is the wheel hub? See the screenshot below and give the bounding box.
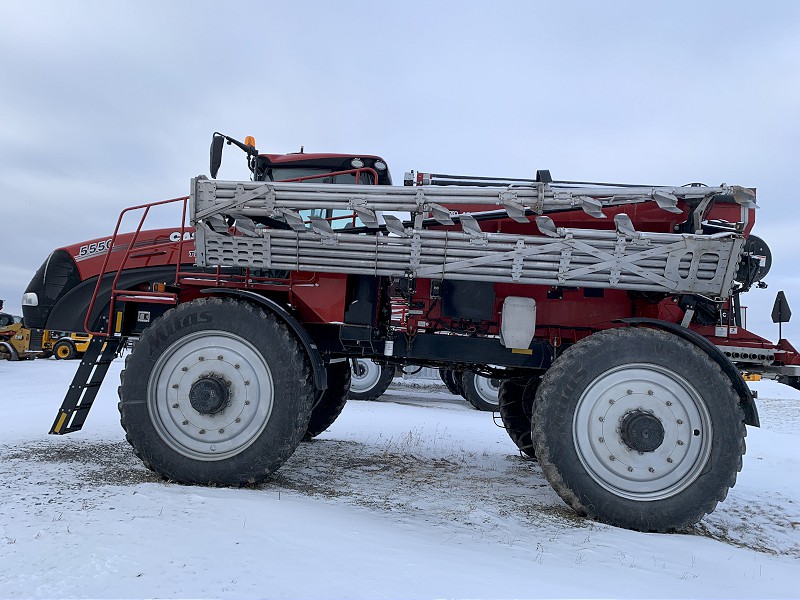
[189,375,230,415]
[572,363,712,500]
[620,410,665,453]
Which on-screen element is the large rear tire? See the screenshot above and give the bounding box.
[533,327,745,531]
[118,297,314,486]
[348,358,395,401]
[498,377,539,458]
[305,360,351,440]
[461,371,501,411]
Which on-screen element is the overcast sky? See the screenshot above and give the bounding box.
[1,0,798,340]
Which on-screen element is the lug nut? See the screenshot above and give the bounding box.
[677,440,684,446]
[599,437,605,443]
[198,356,204,361]
[235,417,241,423]
[182,420,189,425]
[677,419,684,425]
[244,381,250,386]
[648,467,655,473]
[666,401,673,407]
[609,455,616,461]
[627,466,633,472]
[667,457,674,463]
[245,400,250,406]
[234,364,240,369]
[181,367,188,372]
[599,416,605,422]
[199,429,206,434]
[647,390,654,396]
[217,355,223,360]
[172,403,179,409]
[626,389,633,395]
[609,399,615,405]
[218,428,225,434]
[172,384,179,389]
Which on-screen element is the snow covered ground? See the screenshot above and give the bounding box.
[1,358,799,599]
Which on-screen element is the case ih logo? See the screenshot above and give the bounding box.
[169,231,195,242]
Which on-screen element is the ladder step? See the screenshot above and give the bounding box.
[49,337,123,435]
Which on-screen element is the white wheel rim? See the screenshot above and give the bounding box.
[148,330,274,461]
[474,375,500,406]
[350,359,382,393]
[572,363,712,501]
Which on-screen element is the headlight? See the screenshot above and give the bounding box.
[374,160,387,171]
[22,292,38,307]
[351,158,365,169]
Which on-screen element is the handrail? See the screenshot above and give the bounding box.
[83,196,189,336]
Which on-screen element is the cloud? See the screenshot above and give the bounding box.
[1,0,799,342]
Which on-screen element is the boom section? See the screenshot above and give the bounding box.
[191,178,751,297]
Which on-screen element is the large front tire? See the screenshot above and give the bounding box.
[119,297,314,486]
[533,327,745,532]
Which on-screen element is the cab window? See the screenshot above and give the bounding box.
[269,168,373,185]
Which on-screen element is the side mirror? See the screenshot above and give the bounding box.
[210,134,225,179]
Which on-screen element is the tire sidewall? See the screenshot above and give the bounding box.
[498,377,538,458]
[439,368,462,396]
[305,360,351,439]
[533,328,744,530]
[119,298,313,485]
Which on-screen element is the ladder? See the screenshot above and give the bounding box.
[50,336,122,435]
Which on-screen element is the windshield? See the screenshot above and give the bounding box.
[269,167,373,185]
